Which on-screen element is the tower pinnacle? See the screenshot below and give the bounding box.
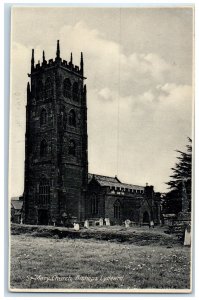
[31,49,34,71]
[70,52,73,64]
[56,40,60,59]
[80,52,84,75]
[43,50,46,62]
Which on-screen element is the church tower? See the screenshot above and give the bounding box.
[24,41,88,225]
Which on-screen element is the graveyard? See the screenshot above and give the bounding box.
[10,223,191,290]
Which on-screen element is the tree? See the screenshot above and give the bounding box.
[162,138,192,214]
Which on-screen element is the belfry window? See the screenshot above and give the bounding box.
[63,78,71,98]
[91,194,98,215]
[37,80,43,100]
[114,200,121,219]
[68,140,76,156]
[40,139,48,157]
[39,179,50,205]
[40,109,47,126]
[68,109,76,127]
[72,82,79,101]
[45,77,53,99]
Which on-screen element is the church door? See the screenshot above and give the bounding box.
[143,211,150,223]
[38,209,48,225]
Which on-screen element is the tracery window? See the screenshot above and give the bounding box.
[68,109,76,127]
[39,179,50,205]
[91,194,98,215]
[63,78,71,98]
[40,109,47,126]
[72,82,79,101]
[45,77,53,99]
[40,139,48,157]
[114,200,121,219]
[68,140,76,156]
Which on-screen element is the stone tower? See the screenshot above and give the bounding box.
[24,41,88,225]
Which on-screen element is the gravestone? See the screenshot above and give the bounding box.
[84,220,89,229]
[99,218,103,226]
[150,220,154,228]
[74,223,80,231]
[184,224,191,246]
[125,219,131,228]
[170,180,191,242]
[52,217,56,227]
[105,218,110,226]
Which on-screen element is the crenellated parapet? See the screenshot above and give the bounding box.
[30,40,84,78]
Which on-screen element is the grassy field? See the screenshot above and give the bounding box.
[10,225,191,291]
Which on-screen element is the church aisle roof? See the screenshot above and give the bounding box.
[88,173,144,190]
[11,199,23,210]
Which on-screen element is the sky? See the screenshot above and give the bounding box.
[9,6,193,197]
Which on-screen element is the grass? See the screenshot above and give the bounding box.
[10,225,191,291]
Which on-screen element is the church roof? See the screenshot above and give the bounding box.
[88,173,144,191]
[11,199,23,210]
[88,173,121,184]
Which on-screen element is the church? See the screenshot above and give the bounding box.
[23,41,161,226]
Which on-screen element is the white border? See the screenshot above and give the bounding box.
[2,0,199,299]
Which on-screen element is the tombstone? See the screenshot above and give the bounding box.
[150,220,154,228]
[99,218,104,226]
[20,216,23,224]
[105,218,110,226]
[74,223,80,231]
[52,217,56,227]
[84,220,89,229]
[184,224,191,246]
[125,219,131,228]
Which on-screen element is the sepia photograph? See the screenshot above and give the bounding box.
[9,5,194,293]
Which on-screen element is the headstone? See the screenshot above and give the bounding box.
[150,220,154,228]
[52,217,56,227]
[125,219,131,228]
[20,217,23,224]
[84,220,89,229]
[105,218,110,226]
[184,224,191,246]
[99,218,103,226]
[74,223,80,231]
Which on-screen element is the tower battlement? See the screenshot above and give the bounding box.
[30,40,84,77]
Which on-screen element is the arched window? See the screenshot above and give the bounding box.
[63,112,67,129]
[63,78,71,98]
[72,82,79,101]
[45,77,53,99]
[114,200,121,219]
[39,179,50,205]
[91,194,98,215]
[40,109,47,126]
[68,140,76,156]
[37,80,43,100]
[40,139,48,157]
[68,109,76,127]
